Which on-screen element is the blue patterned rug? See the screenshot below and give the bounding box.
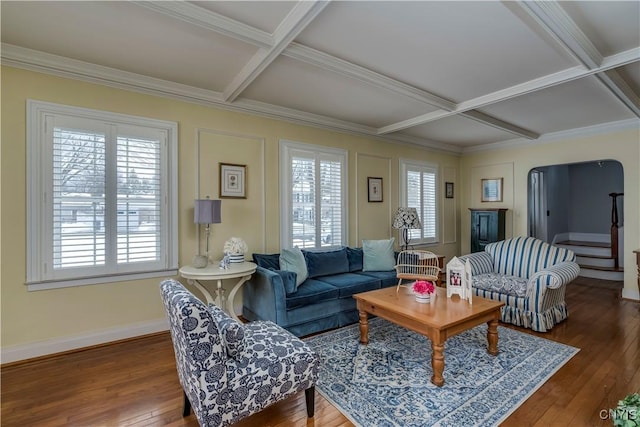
[304,317,579,427]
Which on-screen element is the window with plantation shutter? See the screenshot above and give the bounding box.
[280,140,347,250]
[400,159,439,245]
[27,100,178,290]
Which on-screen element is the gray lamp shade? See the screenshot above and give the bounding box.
[392,207,422,229]
[194,199,222,224]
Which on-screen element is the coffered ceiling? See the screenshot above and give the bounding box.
[2,1,639,153]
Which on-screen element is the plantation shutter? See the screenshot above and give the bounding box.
[282,141,346,250]
[403,162,438,244]
[116,133,162,264]
[52,125,107,269]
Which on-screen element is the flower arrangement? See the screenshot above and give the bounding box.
[223,237,248,255]
[412,280,436,295]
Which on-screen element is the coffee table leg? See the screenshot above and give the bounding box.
[431,342,445,387]
[487,318,499,356]
[358,310,369,344]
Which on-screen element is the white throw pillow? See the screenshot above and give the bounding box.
[362,238,396,271]
[279,247,308,287]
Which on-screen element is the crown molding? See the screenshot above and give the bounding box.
[1,44,463,155]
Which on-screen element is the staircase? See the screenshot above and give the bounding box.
[555,237,624,281]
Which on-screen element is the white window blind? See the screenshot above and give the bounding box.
[401,160,438,245]
[281,140,347,250]
[27,101,178,290]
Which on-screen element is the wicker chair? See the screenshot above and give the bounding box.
[395,250,440,293]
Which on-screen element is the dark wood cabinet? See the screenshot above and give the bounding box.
[470,209,507,253]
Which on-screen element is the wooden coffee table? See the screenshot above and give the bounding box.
[353,286,504,387]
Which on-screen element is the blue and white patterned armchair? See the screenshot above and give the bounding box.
[459,237,580,332]
[160,279,319,426]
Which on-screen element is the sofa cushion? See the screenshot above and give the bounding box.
[269,269,298,295]
[315,273,381,298]
[357,270,398,288]
[285,279,339,310]
[362,238,396,271]
[280,247,308,287]
[252,253,280,270]
[304,248,350,278]
[473,273,528,297]
[346,247,363,272]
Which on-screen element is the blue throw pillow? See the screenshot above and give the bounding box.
[304,248,350,278]
[252,253,280,270]
[269,268,298,294]
[346,247,363,272]
[279,247,308,287]
[362,238,396,271]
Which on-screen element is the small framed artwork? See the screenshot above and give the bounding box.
[219,163,246,198]
[445,182,454,199]
[368,177,383,202]
[481,178,503,202]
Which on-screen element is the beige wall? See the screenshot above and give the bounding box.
[0,66,460,358]
[459,130,640,300]
[2,66,638,361]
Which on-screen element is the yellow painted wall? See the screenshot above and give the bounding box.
[459,130,640,298]
[1,66,460,352]
[3,65,637,357]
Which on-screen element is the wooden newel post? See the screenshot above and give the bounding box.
[609,192,623,270]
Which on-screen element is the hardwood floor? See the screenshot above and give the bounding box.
[2,277,638,426]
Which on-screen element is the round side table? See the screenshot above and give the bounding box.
[179,261,257,321]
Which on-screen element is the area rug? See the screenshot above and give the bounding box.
[304,317,579,427]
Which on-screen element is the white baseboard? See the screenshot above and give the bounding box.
[1,318,169,364]
[622,288,640,302]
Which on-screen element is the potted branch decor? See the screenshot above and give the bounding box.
[224,237,248,263]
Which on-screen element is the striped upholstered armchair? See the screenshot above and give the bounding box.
[160,279,319,427]
[459,237,580,332]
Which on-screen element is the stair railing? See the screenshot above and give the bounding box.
[609,192,624,269]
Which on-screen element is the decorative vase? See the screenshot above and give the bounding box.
[414,292,431,303]
[227,253,245,264]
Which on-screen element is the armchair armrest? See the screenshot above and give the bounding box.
[528,261,580,290]
[458,251,494,275]
[242,266,288,325]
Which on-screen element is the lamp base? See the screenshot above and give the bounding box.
[192,255,209,268]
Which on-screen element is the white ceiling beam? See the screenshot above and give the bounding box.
[132,1,272,48]
[222,1,330,102]
[461,111,539,139]
[518,1,602,69]
[380,47,640,134]
[517,1,639,117]
[284,43,456,111]
[597,70,640,117]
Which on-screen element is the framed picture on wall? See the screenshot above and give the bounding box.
[368,177,383,202]
[481,178,503,202]
[445,182,454,199]
[219,163,246,198]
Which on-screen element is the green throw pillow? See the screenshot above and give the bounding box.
[279,247,308,287]
[362,238,396,271]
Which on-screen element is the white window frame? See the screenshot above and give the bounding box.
[26,100,178,290]
[279,139,348,250]
[399,158,439,246]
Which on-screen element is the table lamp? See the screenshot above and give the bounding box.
[193,197,222,268]
[392,207,422,251]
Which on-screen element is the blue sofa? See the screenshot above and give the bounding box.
[459,236,580,332]
[242,247,397,337]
